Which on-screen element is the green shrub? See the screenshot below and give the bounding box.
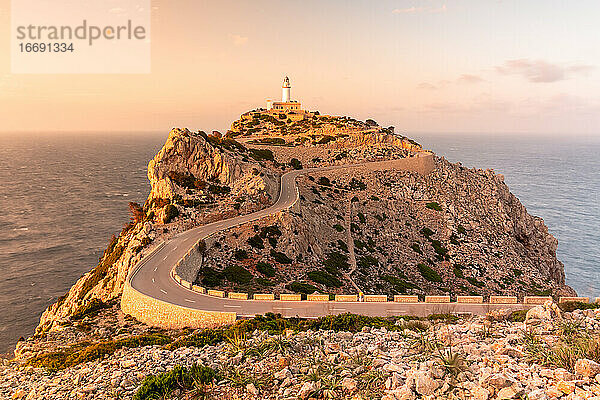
[166,329,224,350]
[286,281,320,294]
[71,299,109,321]
[163,204,179,223]
[466,276,484,288]
[420,227,435,238]
[208,184,231,195]
[223,265,253,284]
[248,148,274,161]
[430,240,449,259]
[290,158,303,170]
[382,275,415,294]
[411,243,422,254]
[318,176,331,186]
[510,309,528,322]
[426,202,442,211]
[233,249,248,260]
[256,261,275,277]
[307,270,343,288]
[270,250,293,264]
[417,263,442,283]
[323,251,350,273]
[349,178,366,190]
[357,212,366,224]
[357,255,379,269]
[333,224,345,232]
[558,301,600,313]
[255,277,274,286]
[453,264,465,279]
[27,333,172,372]
[198,266,223,287]
[427,314,459,323]
[134,364,216,400]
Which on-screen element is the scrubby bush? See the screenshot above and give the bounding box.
[411,243,422,254]
[71,299,109,321]
[270,250,293,264]
[357,212,366,224]
[163,204,179,223]
[247,234,264,249]
[256,261,275,277]
[198,266,223,287]
[249,148,274,161]
[318,176,331,186]
[417,263,442,283]
[134,364,216,400]
[420,227,435,238]
[559,301,600,313]
[426,202,442,211]
[453,264,465,278]
[323,251,350,273]
[223,265,253,284]
[307,270,343,287]
[286,281,320,294]
[333,224,345,232]
[289,158,303,170]
[233,249,248,260]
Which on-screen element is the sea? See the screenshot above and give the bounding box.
[0,131,598,355]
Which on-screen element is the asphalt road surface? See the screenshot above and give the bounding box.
[128,162,528,319]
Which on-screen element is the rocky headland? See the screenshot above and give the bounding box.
[3,111,588,400]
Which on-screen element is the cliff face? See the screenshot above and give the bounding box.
[36,128,277,334]
[196,157,574,298]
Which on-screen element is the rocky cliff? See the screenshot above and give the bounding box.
[35,117,574,336]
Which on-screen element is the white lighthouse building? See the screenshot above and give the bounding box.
[267,76,302,112]
[282,76,291,102]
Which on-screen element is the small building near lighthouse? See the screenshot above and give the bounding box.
[267,76,302,112]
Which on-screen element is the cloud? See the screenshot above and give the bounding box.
[228,34,248,46]
[392,4,446,14]
[457,74,484,84]
[496,59,594,83]
[417,82,438,90]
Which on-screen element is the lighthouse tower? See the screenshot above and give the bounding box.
[282,76,291,102]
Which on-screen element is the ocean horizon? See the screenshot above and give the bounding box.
[0,131,598,355]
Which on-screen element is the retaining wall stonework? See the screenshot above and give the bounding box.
[121,283,236,330]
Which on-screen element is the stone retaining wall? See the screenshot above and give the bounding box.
[121,283,235,330]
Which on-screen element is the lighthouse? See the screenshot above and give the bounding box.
[267,76,302,112]
[282,76,291,102]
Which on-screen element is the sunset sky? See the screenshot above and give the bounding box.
[0,0,599,135]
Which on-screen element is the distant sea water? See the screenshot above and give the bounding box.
[0,132,598,355]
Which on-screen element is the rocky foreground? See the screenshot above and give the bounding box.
[3,302,600,400]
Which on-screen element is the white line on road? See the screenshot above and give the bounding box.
[224,305,241,308]
[153,267,157,272]
[160,289,167,295]
[152,278,155,283]
[273,307,292,310]
[184,299,195,303]
[332,308,346,311]
[173,246,177,250]
[163,256,168,260]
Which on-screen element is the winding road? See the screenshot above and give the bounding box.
[126,156,529,320]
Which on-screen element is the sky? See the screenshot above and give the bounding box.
[0,0,599,135]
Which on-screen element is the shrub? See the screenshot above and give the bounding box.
[510,310,528,322]
[166,329,224,350]
[134,364,216,400]
[256,261,275,277]
[318,176,331,186]
[382,275,415,294]
[248,148,274,161]
[411,243,422,254]
[426,202,442,211]
[333,224,345,232]
[208,184,231,195]
[307,270,343,287]
[223,265,253,284]
[417,263,442,283]
[286,281,320,294]
[27,333,172,372]
[323,251,350,273]
[198,266,223,287]
[559,301,600,313]
[420,227,435,238]
[357,255,379,269]
[78,240,125,301]
[357,212,366,224]
[430,240,449,259]
[289,158,303,170]
[270,250,293,264]
[466,276,484,288]
[71,299,109,321]
[163,204,179,223]
[453,264,465,278]
[349,178,366,190]
[233,249,248,260]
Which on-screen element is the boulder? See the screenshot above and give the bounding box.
[575,359,600,378]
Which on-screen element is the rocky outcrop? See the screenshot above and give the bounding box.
[35,128,278,335]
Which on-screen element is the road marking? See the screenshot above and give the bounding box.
[153,267,157,272]
[273,307,292,310]
[152,278,155,283]
[224,305,241,308]
[173,246,177,250]
[184,299,195,303]
[332,308,346,311]
[160,289,168,295]
[163,256,168,260]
